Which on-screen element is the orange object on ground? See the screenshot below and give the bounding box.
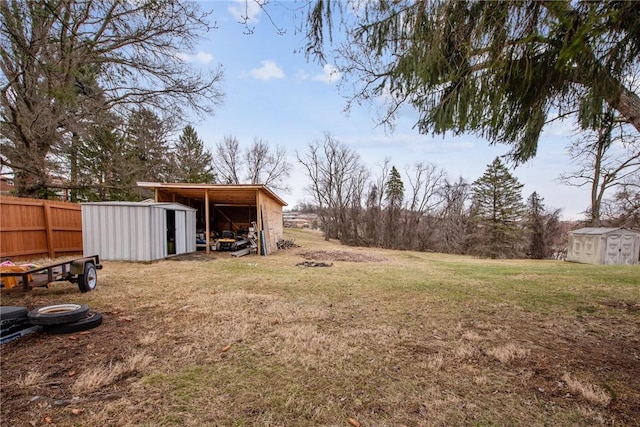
[0,266,33,289]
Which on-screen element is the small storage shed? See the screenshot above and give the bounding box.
[136,182,287,255]
[566,227,640,265]
[81,201,197,262]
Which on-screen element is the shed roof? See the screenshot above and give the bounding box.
[137,182,287,207]
[81,201,197,211]
[570,227,640,235]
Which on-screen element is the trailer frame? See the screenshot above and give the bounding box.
[0,255,102,293]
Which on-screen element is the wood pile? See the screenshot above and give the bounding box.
[277,239,300,250]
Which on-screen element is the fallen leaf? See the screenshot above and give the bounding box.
[68,370,77,377]
[79,331,91,335]
[68,336,77,341]
[71,408,84,415]
[43,415,53,424]
[222,343,232,352]
[120,316,133,322]
[347,417,361,427]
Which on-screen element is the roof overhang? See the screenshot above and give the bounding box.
[136,182,288,207]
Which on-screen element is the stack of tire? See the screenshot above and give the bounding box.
[1,304,102,343]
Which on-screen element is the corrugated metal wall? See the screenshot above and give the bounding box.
[82,204,154,261]
[82,202,196,262]
[185,210,196,253]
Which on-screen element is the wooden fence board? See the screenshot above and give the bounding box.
[0,196,82,260]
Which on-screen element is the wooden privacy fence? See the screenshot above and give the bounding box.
[0,196,82,260]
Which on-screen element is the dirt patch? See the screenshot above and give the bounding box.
[166,252,217,261]
[296,261,333,267]
[599,300,640,312]
[299,250,386,263]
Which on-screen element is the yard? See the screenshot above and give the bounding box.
[1,228,639,426]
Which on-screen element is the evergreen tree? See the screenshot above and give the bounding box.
[385,166,404,208]
[76,117,140,201]
[364,184,382,247]
[526,192,547,259]
[305,1,640,161]
[384,166,405,248]
[126,108,174,196]
[174,125,215,183]
[470,158,525,258]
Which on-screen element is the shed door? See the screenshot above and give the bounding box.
[604,234,622,265]
[166,210,176,255]
[175,210,186,254]
[619,234,638,265]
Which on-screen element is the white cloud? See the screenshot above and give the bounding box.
[312,64,342,84]
[228,0,262,24]
[177,51,215,64]
[295,69,311,81]
[250,60,285,80]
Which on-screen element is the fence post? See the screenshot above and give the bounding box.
[43,202,54,258]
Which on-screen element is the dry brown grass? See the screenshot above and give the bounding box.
[71,351,152,394]
[1,228,638,426]
[16,370,48,388]
[562,373,612,407]
[486,343,530,364]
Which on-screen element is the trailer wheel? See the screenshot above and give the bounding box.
[44,311,103,334]
[27,303,90,326]
[77,262,97,293]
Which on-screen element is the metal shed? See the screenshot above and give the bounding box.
[81,201,197,262]
[566,227,640,265]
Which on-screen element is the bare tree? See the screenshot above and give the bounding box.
[602,176,640,229]
[214,136,291,191]
[297,133,368,241]
[433,177,471,255]
[245,138,291,193]
[0,0,224,197]
[214,136,243,184]
[559,109,640,226]
[401,163,446,250]
[362,159,391,246]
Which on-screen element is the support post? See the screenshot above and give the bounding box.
[43,203,54,258]
[205,190,210,254]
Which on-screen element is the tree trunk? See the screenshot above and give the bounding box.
[69,133,80,202]
[605,78,640,133]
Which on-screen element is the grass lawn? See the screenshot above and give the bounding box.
[1,228,639,426]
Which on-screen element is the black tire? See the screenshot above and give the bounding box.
[43,311,103,334]
[0,306,28,321]
[77,262,97,293]
[27,303,90,326]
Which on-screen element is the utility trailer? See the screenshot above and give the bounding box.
[0,255,102,293]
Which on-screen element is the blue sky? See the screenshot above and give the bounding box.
[183,1,592,219]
